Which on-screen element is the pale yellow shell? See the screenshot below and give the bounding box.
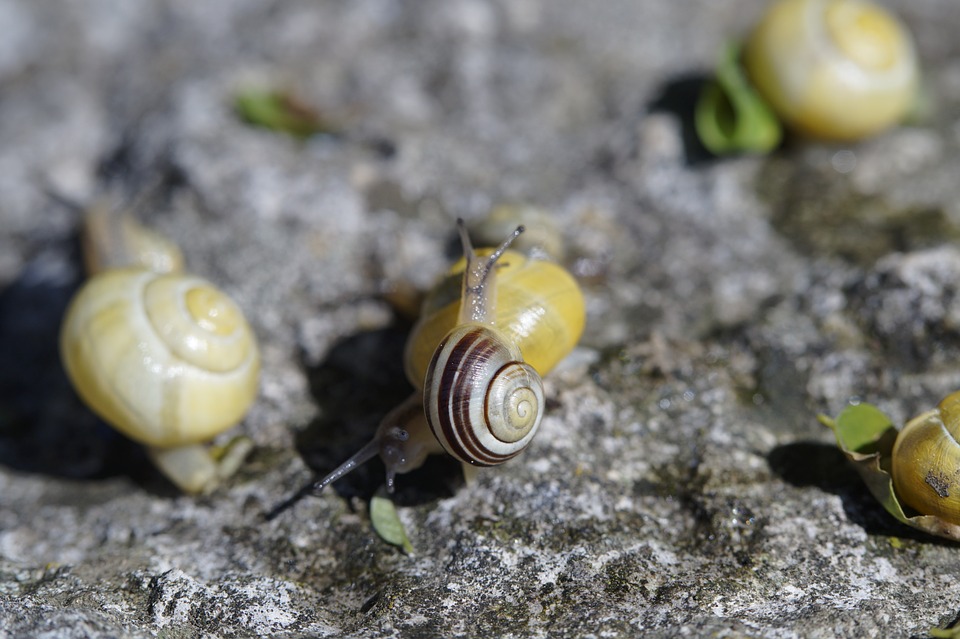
[891,391,960,524]
[60,268,260,448]
[404,249,585,388]
[743,0,919,141]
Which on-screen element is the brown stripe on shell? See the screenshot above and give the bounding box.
[443,329,506,465]
[455,360,523,465]
[427,327,517,466]
[425,327,474,462]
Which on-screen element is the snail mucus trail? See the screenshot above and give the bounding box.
[275,221,538,515]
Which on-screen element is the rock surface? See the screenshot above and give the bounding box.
[2,0,960,637]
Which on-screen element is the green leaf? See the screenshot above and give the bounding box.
[831,403,897,455]
[370,496,414,553]
[822,403,960,542]
[695,43,782,156]
[234,89,336,139]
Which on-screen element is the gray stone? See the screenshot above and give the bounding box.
[3,0,960,637]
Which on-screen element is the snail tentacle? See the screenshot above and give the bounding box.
[457,217,524,325]
[309,438,382,496]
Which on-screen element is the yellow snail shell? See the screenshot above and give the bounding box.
[60,269,260,449]
[891,391,960,523]
[469,205,565,261]
[60,206,260,493]
[742,0,919,141]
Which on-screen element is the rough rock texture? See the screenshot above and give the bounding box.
[2,0,960,637]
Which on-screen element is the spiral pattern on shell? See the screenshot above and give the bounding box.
[424,324,544,466]
[60,268,260,448]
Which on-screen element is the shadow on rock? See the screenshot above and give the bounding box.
[0,246,163,492]
[646,73,715,166]
[291,325,462,511]
[768,441,957,545]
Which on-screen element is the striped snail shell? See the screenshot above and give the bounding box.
[424,324,544,466]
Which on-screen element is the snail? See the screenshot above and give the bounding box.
[59,204,260,494]
[309,219,585,495]
[891,391,960,524]
[742,0,919,141]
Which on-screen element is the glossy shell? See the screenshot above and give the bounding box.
[743,0,919,141]
[424,324,544,466]
[404,249,585,387]
[60,268,260,448]
[891,391,960,523]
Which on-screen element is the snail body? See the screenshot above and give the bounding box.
[742,0,919,141]
[891,391,960,523]
[309,219,585,495]
[60,206,260,493]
